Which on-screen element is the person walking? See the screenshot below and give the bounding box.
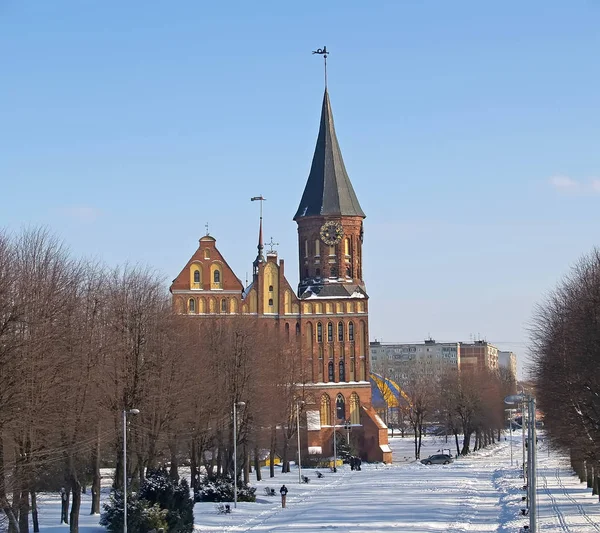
[280,484,288,508]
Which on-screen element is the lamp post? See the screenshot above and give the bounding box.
[122,408,139,533]
[296,400,304,484]
[505,408,515,466]
[233,401,245,509]
[505,392,537,533]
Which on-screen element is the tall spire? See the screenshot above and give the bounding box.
[251,196,266,274]
[294,89,365,220]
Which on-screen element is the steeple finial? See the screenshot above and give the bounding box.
[250,196,266,274]
[312,46,329,89]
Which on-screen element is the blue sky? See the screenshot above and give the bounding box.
[2,1,599,378]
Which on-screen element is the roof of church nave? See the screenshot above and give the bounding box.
[294,89,365,220]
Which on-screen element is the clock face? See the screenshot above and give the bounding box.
[320,221,344,246]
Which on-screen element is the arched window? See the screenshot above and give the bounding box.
[221,299,227,313]
[336,394,345,421]
[317,323,323,343]
[349,322,354,341]
[346,266,352,278]
[193,270,200,283]
[214,270,220,283]
[320,395,331,426]
[339,360,345,382]
[296,323,300,336]
[338,322,344,341]
[330,266,338,278]
[327,322,333,342]
[188,299,196,313]
[328,361,334,382]
[268,298,274,306]
[350,393,360,425]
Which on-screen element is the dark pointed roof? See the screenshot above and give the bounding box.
[294,89,365,220]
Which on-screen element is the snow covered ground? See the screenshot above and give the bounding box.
[33,432,600,532]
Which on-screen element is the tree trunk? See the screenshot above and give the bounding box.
[1,495,19,533]
[0,433,20,533]
[269,426,276,478]
[254,446,262,481]
[417,424,423,458]
[454,431,460,457]
[18,490,29,533]
[90,434,101,515]
[190,438,198,491]
[61,489,70,524]
[30,491,39,533]
[243,446,250,485]
[461,431,472,455]
[587,463,594,489]
[169,441,179,481]
[281,436,290,474]
[69,476,82,533]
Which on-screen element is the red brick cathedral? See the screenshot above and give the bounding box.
[170,89,391,463]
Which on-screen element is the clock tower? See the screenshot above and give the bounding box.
[294,89,366,297]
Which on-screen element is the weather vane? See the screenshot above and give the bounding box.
[266,237,279,255]
[205,222,210,236]
[312,46,329,88]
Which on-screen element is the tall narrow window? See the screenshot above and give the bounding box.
[315,240,320,257]
[350,393,360,424]
[304,239,309,258]
[339,360,345,382]
[296,323,300,336]
[193,270,200,283]
[327,322,333,342]
[338,322,344,341]
[214,270,220,283]
[221,299,227,312]
[317,323,323,343]
[336,394,345,420]
[328,361,334,382]
[285,323,290,340]
[349,322,354,341]
[188,299,196,313]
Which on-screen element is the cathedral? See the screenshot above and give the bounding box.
[170,88,392,463]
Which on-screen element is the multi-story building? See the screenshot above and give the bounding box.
[371,339,505,384]
[170,88,391,462]
[498,350,517,381]
[460,340,499,372]
[370,339,461,385]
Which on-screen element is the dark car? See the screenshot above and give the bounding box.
[420,454,454,465]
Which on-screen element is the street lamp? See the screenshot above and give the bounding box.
[505,408,516,466]
[233,401,245,509]
[505,392,537,533]
[296,400,305,484]
[122,408,139,533]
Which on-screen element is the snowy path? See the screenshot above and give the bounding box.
[33,434,600,532]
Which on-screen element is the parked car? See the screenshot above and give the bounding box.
[420,454,454,465]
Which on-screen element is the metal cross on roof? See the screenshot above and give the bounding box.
[266,237,279,254]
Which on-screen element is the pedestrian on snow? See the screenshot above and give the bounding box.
[356,457,362,471]
[280,484,288,508]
